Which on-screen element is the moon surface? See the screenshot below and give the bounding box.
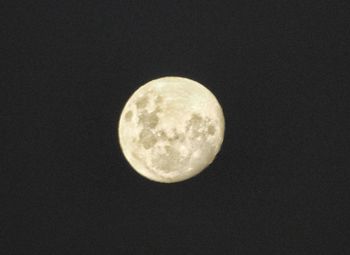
[118,76,225,183]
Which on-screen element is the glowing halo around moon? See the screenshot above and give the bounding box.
[118,76,225,183]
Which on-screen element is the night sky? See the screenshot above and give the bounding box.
[3,1,349,254]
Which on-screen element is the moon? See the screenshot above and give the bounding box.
[118,76,225,183]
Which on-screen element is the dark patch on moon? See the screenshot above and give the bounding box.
[124,110,133,121]
[207,124,216,135]
[139,129,157,149]
[136,95,149,109]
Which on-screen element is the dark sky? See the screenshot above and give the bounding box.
[2,0,349,254]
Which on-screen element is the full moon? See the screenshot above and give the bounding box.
[118,76,225,183]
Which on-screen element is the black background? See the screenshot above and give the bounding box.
[2,0,349,254]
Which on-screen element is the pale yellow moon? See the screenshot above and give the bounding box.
[118,76,225,183]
